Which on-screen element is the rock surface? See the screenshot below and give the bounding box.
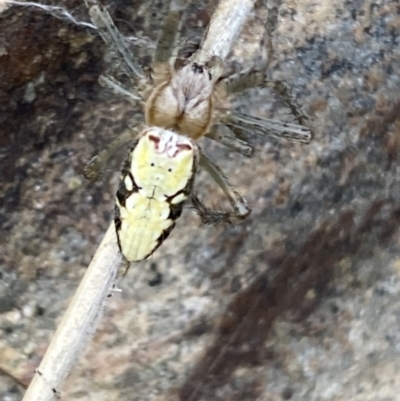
[1,0,400,400]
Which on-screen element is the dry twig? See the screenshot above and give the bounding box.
[22,225,121,401]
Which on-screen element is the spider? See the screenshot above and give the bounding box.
[83,0,312,263]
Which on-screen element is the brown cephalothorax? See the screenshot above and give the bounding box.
[146,62,216,139]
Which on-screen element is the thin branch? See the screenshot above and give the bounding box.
[22,224,122,401]
[22,0,255,399]
[195,0,255,78]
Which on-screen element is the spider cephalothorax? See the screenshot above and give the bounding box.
[145,59,224,140]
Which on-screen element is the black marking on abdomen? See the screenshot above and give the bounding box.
[116,172,140,207]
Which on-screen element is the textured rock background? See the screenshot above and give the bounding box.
[1,0,400,400]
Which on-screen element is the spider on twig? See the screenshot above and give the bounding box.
[83,0,312,263]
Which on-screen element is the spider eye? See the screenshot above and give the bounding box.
[192,63,204,74]
[151,163,155,166]
[168,168,172,172]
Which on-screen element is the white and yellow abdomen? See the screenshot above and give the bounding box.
[115,127,198,262]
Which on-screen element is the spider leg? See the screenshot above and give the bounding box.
[218,0,311,140]
[263,0,283,66]
[223,69,310,126]
[193,150,251,225]
[217,32,312,143]
[222,69,266,94]
[154,0,190,64]
[264,80,311,127]
[84,126,143,182]
[224,111,312,144]
[98,75,141,103]
[84,0,145,81]
[205,124,253,156]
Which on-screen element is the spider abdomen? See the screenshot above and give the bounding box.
[115,127,198,262]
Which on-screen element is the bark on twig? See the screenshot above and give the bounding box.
[196,0,254,64]
[22,0,255,399]
[195,0,255,80]
[22,225,121,401]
